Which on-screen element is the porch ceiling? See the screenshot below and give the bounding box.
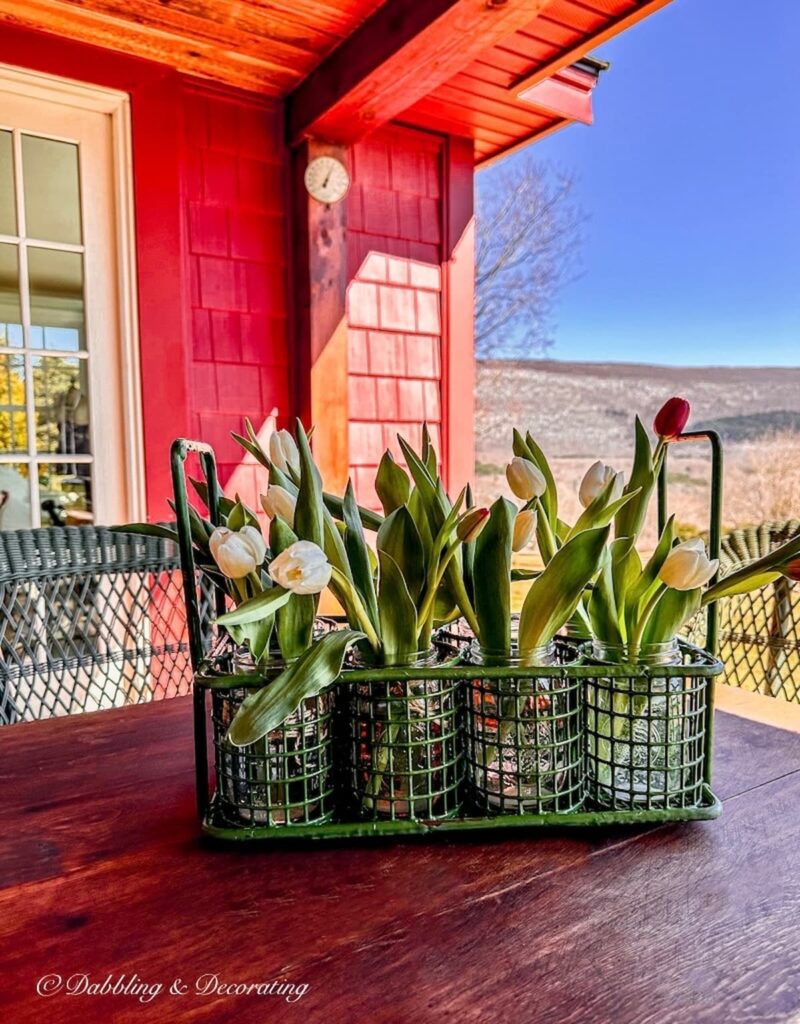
[0,0,387,95]
[398,0,672,165]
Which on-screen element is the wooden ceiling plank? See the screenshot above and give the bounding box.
[60,0,326,66]
[0,0,297,92]
[431,80,551,132]
[402,96,518,146]
[287,0,554,145]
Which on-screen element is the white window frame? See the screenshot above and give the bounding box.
[0,62,145,522]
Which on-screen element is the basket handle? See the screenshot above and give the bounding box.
[657,429,723,657]
[170,438,226,672]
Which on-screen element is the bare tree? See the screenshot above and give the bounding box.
[475,156,583,360]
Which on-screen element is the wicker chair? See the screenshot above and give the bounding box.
[0,526,214,725]
[689,520,800,703]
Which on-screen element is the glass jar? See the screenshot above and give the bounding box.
[465,641,584,815]
[346,649,463,821]
[211,653,335,827]
[585,639,706,810]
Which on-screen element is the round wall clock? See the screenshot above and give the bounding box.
[304,155,350,205]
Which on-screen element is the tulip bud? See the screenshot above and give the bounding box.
[783,558,800,582]
[209,525,266,579]
[512,509,537,553]
[658,538,718,591]
[260,485,296,524]
[268,429,300,474]
[269,540,332,595]
[456,507,490,545]
[506,457,546,501]
[654,397,691,440]
[578,461,624,509]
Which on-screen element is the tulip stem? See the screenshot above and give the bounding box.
[416,539,461,637]
[330,567,381,652]
[629,584,666,662]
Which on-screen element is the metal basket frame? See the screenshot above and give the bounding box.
[172,433,726,844]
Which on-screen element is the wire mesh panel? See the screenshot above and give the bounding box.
[585,650,709,811]
[345,664,464,822]
[685,520,800,703]
[0,526,213,724]
[210,685,335,827]
[465,642,584,815]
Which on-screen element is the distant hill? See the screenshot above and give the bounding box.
[477,358,800,458]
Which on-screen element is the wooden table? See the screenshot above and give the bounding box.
[2,694,799,1024]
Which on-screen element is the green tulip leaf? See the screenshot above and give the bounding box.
[519,525,610,654]
[588,545,623,645]
[322,492,383,531]
[615,416,656,541]
[216,586,292,627]
[642,587,701,645]
[473,497,516,655]
[113,522,180,543]
[377,551,418,660]
[375,450,411,515]
[269,517,314,660]
[376,505,426,603]
[343,479,379,630]
[294,419,324,548]
[702,532,800,605]
[227,629,365,746]
[226,617,273,665]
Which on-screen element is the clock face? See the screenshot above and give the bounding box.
[304,156,350,205]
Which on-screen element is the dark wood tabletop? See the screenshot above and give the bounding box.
[1,696,799,1024]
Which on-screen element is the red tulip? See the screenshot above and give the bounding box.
[654,397,691,440]
[784,559,800,582]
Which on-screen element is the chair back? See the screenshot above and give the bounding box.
[0,525,213,724]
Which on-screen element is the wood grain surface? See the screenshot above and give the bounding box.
[1,696,798,1023]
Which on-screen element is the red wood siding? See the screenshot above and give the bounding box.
[180,84,290,510]
[346,125,444,509]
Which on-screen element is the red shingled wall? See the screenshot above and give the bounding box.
[346,125,444,509]
[181,84,290,509]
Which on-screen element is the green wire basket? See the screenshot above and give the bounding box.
[172,434,725,845]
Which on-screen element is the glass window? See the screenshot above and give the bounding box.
[32,355,90,455]
[27,247,85,350]
[21,134,82,244]
[0,130,15,236]
[0,126,93,528]
[0,352,27,452]
[0,241,21,339]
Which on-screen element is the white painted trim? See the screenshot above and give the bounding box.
[0,62,146,522]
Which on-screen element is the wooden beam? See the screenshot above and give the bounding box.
[290,140,350,495]
[287,0,551,145]
[511,0,673,98]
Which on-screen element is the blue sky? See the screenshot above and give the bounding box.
[480,0,799,367]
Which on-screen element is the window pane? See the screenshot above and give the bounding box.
[0,353,27,452]
[32,355,90,455]
[0,462,32,529]
[0,242,22,343]
[27,247,85,351]
[38,462,93,526]
[21,135,82,244]
[0,131,15,236]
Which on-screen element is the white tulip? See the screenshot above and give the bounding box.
[579,461,624,509]
[209,525,266,579]
[260,485,296,524]
[269,540,332,595]
[269,429,300,475]
[658,538,719,591]
[512,509,537,553]
[506,457,546,501]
